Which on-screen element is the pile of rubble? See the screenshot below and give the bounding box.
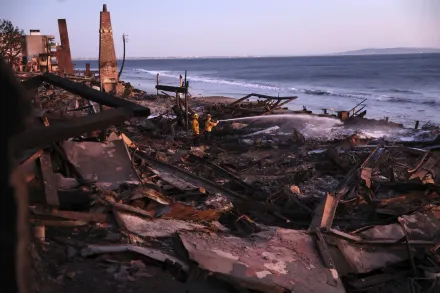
[17,74,439,293]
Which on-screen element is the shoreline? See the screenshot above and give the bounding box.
[120,76,440,127]
[117,79,437,131]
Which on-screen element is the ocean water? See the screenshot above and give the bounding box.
[73,54,440,126]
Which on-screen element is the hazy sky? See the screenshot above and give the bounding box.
[1,0,439,58]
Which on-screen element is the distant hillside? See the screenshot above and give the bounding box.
[334,47,440,56]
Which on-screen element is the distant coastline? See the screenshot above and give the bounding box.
[73,48,440,60]
[332,47,440,56]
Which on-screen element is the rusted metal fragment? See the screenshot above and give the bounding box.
[178,228,346,293]
[113,210,207,238]
[81,244,188,272]
[128,186,223,222]
[159,202,221,222]
[332,210,440,274]
[408,151,430,173]
[333,239,408,274]
[398,210,440,239]
[57,19,73,75]
[131,186,171,205]
[62,139,140,190]
[22,74,150,116]
[409,154,439,182]
[108,132,135,148]
[11,107,133,152]
[39,151,59,206]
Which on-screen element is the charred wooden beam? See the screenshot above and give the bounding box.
[31,207,107,223]
[18,149,44,183]
[21,73,150,116]
[277,97,297,108]
[135,150,250,201]
[85,63,91,77]
[315,229,338,286]
[155,84,188,94]
[230,93,298,106]
[229,94,253,106]
[38,152,59,206]
[309,166,359,231]
[190,154,258,192]
[250,93,298,100]
[10,107,133,152]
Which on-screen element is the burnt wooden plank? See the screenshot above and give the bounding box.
[19,149,44,182]
[230,93,298,106]
[39,152,59,206]
[10,107,133,152]
[32,208,107,223]
[155,84,188,94]
[21,74,150,116]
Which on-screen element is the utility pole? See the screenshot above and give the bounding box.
[118,33,128,79]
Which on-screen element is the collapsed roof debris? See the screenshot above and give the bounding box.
[14,67,438,293]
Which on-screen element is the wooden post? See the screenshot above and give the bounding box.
[415,120,419,129]
[185,81,189,131]
[178,75,182,108]
[184,71,188,130]
[156,73,159,95]
[85,63,91,77]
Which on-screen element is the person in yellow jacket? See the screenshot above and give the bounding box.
[192,113,200,145]
[204,114,218,144]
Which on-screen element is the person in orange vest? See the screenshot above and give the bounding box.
[204,114,218,144]
[192,113,200,146]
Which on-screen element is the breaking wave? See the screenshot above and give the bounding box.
[132,68,440,106]
[389,89,418,94]
[133,69,280,91]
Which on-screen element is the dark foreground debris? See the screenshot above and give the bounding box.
[8,69,440,293]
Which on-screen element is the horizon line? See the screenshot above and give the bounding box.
[72,50,440,60]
